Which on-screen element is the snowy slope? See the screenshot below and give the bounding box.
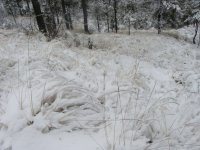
[0,28,200,150]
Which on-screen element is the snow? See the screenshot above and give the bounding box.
[0,27,200,150]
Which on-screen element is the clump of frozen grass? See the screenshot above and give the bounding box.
[1,76,105,136]
[100,59,180,150]
[103,85,180,150]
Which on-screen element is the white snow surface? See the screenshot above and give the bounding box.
[0,28,200,150]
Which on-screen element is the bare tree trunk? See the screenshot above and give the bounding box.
[96,14,100,32]
[54,2,60,25]
[69,12,73,30]
[158,14,161,34]
[106,14,110,33]
[193,20,198,44]
[45,0,57,38]
[104,0,111,33]
[81,0,89,33]
[158,0,163,34]
[198,31,200,46]
[111,18,114,32]
[95,8,100,32]
[66,3,73,30]
[31,0,47,34]
[113,0,118,33]
[61,0,70,29]
[128,18,131,35]
[55,11,59,25]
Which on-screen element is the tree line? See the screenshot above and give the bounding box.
[1,0,200,41]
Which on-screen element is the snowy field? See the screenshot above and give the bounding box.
[0,28,200,150]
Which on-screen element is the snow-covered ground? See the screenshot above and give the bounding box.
[0,28,200,150]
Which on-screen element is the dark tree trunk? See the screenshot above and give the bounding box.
[106,14,110,33]
[95,8,100,32]
[46,0,56,26]
[31,0,47,33]
[96,14,100,32]
[158,0,163,34]
[172,8,177,29]
[54,1,60,25]
[68,10,73,30]
[113,0,118,33]
[158,13,161,34]
[103,0,110,32]
[81,0,89,33]
[198,32,200,46]
[61,0,70,29]
[66,1,73,30]
[55,11,59,25]
[111,18,114,32]
[128,18,131,35]
[61,0,73,30]
[193,20,199,44]
[45,0,57,38]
